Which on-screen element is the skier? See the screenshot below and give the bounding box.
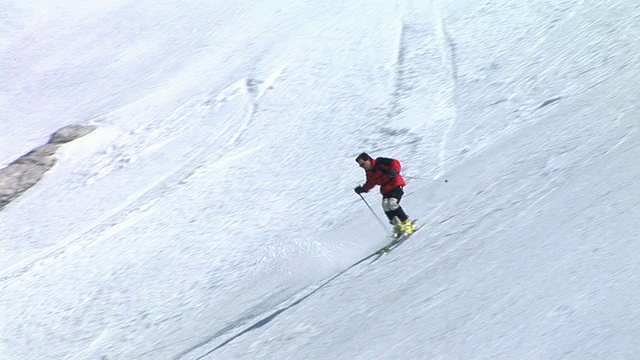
[354,152,415,237]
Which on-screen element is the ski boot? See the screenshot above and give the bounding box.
[402,219,416,235]
[392,224,403,238]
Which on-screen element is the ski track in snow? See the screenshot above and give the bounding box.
[0,65,287,286]
[432,0,458,178]
[172,239,386,359]
[177,11,465,355]
[372,1,460,181]
[3,1,640,359]
[172,8,470,354]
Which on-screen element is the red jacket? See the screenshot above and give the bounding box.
[362,157,406,195]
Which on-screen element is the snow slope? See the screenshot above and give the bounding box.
[1,1,639,359]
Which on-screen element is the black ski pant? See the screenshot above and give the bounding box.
[382,186,409,224]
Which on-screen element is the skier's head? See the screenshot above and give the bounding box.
[355,152,373,169]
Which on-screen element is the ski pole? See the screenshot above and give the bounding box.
[358,194,388,231]
[404,176,448,183]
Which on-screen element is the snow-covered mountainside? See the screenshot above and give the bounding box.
[1,1,638,359]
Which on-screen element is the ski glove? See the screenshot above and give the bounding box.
[354,186,365,194]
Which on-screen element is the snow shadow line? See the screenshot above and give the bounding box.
[192,252,380,358]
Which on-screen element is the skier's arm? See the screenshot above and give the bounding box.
[361,172,376,192]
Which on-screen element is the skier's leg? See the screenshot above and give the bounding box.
[383,187,409,222]
[381,196,398,237]
[383,198,408,222]
[382,197,402,224]
[382,188,408,237]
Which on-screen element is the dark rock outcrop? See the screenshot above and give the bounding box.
[0,124,97,210]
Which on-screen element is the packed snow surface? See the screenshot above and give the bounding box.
[1,1,639,359]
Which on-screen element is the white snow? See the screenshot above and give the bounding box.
[1,0,639,359]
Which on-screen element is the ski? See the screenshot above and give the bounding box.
[376,222,424,255]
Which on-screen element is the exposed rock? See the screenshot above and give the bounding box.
[14,143,59,165]
[0,124,96,211]
[50,124,97,144]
